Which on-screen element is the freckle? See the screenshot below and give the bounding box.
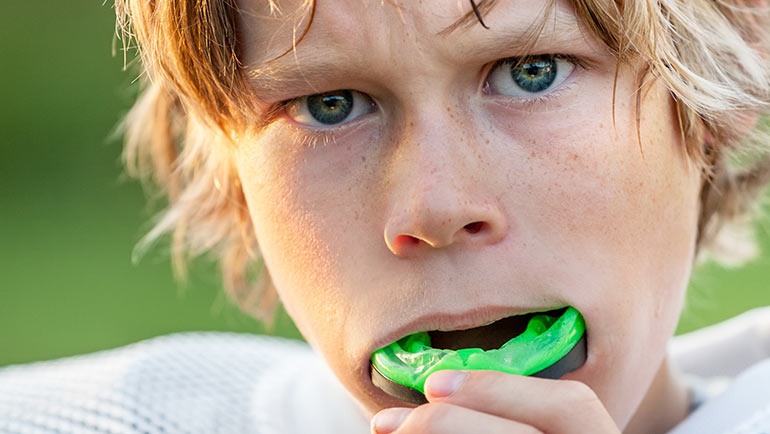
[530,151,537,158]
[347,145,351,151]
[599,123,604,129]
[486,139,490,144]
[409,121,414,127]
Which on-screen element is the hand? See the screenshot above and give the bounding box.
[370,370,621,434]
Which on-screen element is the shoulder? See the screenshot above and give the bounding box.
[670,306,770,378]
[670,358,770,434]
[0,332,312,434]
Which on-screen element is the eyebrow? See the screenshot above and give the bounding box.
[245,2,582,100]
[247,50,357,100]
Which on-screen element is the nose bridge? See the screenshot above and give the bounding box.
[390,100,475,204]
[383,105,508,257]
[401,107,470,192]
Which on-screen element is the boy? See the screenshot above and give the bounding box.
[3,0,770,433]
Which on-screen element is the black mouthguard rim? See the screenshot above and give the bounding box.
[370,334,588,405]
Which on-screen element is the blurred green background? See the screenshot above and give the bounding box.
[1,2,769,368]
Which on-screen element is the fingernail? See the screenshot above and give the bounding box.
[425,370,469,398]
[371,408,412,434]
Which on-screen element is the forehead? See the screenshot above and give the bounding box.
[237,0,581,65]
[235,0,603,103]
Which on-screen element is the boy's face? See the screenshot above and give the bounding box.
[234,0,701,428]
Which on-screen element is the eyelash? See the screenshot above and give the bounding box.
[265,53,591,137]
[282,123,341,149]
[490,80,576,112]
[490,53,589,75]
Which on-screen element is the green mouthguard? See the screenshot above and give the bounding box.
[370,307,585,395]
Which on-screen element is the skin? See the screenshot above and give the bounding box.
[233,0,703,432]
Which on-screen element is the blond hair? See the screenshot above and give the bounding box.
[115,0,770,326]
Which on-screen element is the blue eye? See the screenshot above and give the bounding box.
[308,91,353,124]
[286,90,376,127]
[486,54,576,96]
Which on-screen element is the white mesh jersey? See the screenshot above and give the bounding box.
[0,333,370,434]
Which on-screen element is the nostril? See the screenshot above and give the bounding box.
[394,234,421,245]
[463,221,484,234]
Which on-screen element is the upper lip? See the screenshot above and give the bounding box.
[368,304,563,356]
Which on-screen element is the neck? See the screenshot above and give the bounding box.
[624,357,691,434]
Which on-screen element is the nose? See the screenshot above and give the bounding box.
[384,196,508,257]
[383,116,508,258]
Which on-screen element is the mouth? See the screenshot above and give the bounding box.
[370,306,587,404]
[427,307,569,351]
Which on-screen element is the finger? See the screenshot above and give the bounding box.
[371,403,544,434]
[424,370,620,434]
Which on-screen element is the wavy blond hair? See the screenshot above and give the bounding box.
[115,0,770,327]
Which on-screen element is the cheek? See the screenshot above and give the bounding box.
[233,127,382,353]
[488,77,700,299]
[513,86,700,423]
[483,77,700,426]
